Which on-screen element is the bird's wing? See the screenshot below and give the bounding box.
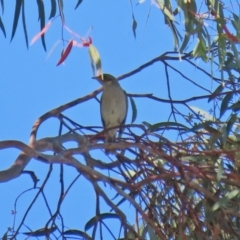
[123,90,128,125]
[119,90,128,136]
[100,94,106,129]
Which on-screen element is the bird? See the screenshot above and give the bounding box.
[92,73,128,143]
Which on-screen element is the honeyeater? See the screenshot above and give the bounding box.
[93,73,128,143]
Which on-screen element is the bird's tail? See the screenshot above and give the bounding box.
[105,129,117,143]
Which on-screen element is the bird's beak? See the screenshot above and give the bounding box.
[92,75,103,81]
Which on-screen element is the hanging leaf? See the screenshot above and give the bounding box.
[217,34,226,68]
[217,160,223,183]
[166,19,180,51]
[75,0,83,10]
[64,229,91,239]
[220,92,233,118]
[129,0,137,38]
[132,16,137,38]
[56,40,74,66]
[59,0,65,23]
[85,213,119,231]
[180,34,190,53]
[0,0,4,14]
[36,0,46,51]
[142,121,151,128]
[223,25,239,43]
[230,101,240,112]
[129,96,137,123]
[149,121,189,132]
[23,226,57,236]
[0,16,6,37]
[49,0,56,19]
[208,83,224,102]
[1,231,8,240]
[212,190,240,212]
[226,114,237,136]
[192,35,208,62]
[21,0,28,48]
[156,0,175,21]
[189,122,219,135]
[221,123,228,145]
[11,0,22,41]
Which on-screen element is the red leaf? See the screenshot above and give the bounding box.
[223,25,239,43]
[56,40,73,66]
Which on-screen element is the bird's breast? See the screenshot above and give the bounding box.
[101,85,127,127]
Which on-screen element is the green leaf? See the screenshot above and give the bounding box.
[142,121,151,128]
[2,230,7,240]
[149,121,189,132]
[226,114,237,137]
[208,83,224,102]
[192,35,208,62]
[129,96,137,123]
[231,13,240,37]
[132,16,137,38]
[212,190,240,212]
[85,213,119,231]
[21,0,28,48]
[145,224,159,240]
[217,34,226,68]
[156,0,175,21]
[64,230,91,239]
[167,19,180,51]
[0,16,6,37]
[182,2,198,34]
[11,0,22,42]
[23,226,57,236]
[112,190,138,211]
[49,0,56,19]
[59,0,65,22]
[208,0,225,22]
[36,0,46,51]
[221,123,228,145]
[0,0,4,14]
[231,43,240,70]
[75,0,83,10]
[220,92,233,118]
[227,189,240,199]
[181,155,209,162]
[217,159,223,182]
[189,122,219,134]
[180,34,190,53]
[230,101,240,112]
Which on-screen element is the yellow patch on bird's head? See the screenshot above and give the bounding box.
[92,73,116,83]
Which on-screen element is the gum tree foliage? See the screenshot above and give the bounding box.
[1,0,240,239]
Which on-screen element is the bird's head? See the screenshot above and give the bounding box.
[92,73,118,86]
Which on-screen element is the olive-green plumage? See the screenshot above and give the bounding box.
[93,73,128,143]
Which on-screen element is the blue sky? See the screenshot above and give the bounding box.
[0,1,219,239]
